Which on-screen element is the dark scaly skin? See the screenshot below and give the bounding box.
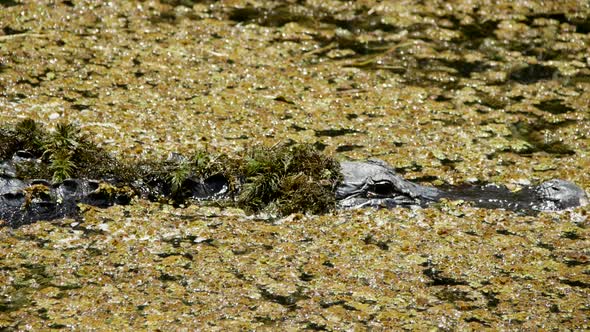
[0,151,230,227]
[0,178,133,227]
[336,160,443,209]
[336,160,588,213]
[1,155,588,227]
[0,153,127,227]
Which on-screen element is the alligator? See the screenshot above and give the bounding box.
[336,159,588,212]
[1,153,588,227]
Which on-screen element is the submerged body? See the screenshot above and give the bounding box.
[0,155,587,227]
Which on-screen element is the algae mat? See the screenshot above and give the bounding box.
[1,0,589,330]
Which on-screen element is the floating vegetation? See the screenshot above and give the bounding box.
[509,64,558,84]
[0,119,343,216]
[509,120,576,156]
[237,143,341,215]
[1,1,590,329]
[0,118,44,160]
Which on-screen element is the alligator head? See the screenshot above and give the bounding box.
[530,179,589,211]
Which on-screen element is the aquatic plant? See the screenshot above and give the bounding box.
[43,122,82,154]
[48,149,76,183]
[1,120,343,216]
[132,150,230,204]
[237,143,341,215]
[15,118,46,154]
[0,119,122,183]
[0,118,47,160]
[168,157,192,195]
[275,172,337,215]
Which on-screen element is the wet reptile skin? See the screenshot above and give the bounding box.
[1,155,587,227]
[336,160,588,212]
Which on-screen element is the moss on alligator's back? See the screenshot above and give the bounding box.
[1,119,342,221]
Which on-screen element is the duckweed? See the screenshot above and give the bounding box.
[1,0,589,330]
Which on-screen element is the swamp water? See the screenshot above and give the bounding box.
[0,0,589,330]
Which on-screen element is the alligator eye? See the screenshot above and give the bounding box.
[372,182,394,196]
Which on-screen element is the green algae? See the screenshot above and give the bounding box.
[0,119,44,160]
[2,204,588,330]
[1,0,590,330]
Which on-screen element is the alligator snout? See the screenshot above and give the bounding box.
[533,179,589,211]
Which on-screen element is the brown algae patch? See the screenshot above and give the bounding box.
[1,204,589,330]
[1,0,590,329]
